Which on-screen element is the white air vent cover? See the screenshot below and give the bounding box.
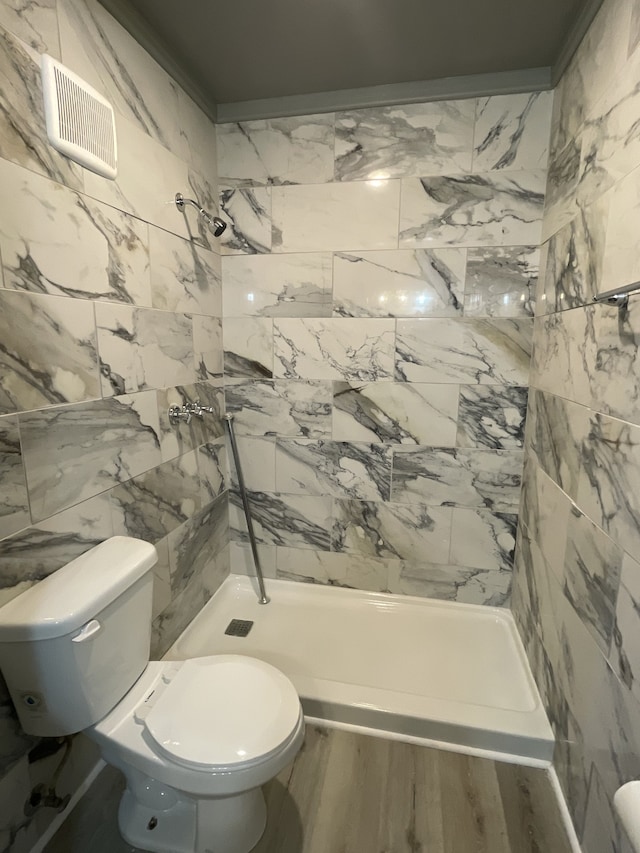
[41,54,117,179]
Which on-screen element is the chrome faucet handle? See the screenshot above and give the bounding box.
[185,402,203,419]
[168,405,192,426]
[193,400,216,415]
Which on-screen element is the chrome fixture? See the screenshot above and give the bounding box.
[175,192,226,237]
[224,413,269,605]
[593,280,640,310]
[168,400,215,426]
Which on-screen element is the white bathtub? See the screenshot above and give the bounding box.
[167,575,553,765]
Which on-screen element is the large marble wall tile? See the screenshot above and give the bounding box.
[167,493,228,596]
[332,249,465,318]
[0,290,100,414]
[177,91,217,189]
[0,158,150,305]
[472,93,553,172]
[193,315,223,381]
[546,587,640,833]
[333,381,459,445]
[20,392,161,521]
[229,541,276,579]
[562,505,623,653]
[331,498,452,563]
[227,436,274,492]
[0,494,113,606]
[272,181,400,253]
[525,389,588,500]
[399,172,546,248]
[157,381,223,462]
[223,317,273,379]
[395,318,532,384]
[548,50,585,158]
[149,537,172,620]
[388,561,511,606]
[599,162,640,296]
[57,0,183,158]
[83,115,191,240]
[223,252,332,318]
[581,762,635,853]
[578,48,640,213]
[230,491,331,551]
[0,415,29,539]
[224,380,332,438]
[630,0,640,55]
[538,198,609,314]
[152,543,230,658]
[217,114,335,186]
[457,385,528,449]
[334,100,475,181]
[274,318,395,381]
[576,412,640,557]
[0,27,82,190]
[450,508,517,571]
[275,439,392,501]
[519,461,571,585]
[219,187,272,255]
[276,546,391,593]
[110,451,201,543]
[96,303,194,396]
[464,246,538,318]
[0,756,39,852]
[149,228,221,315]
[550,0,630,159]
[198,439,227,502]
[0,1,59,57]
[610,552,640,708]
[391,447,523,511]
[542,138,581,242]
[533,303,640,428]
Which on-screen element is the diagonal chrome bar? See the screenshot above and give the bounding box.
[593,280,640,309]
[224,413,269,605]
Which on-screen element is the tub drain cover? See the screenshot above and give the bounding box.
[225,619,253,637]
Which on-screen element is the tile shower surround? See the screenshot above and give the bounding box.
[0,0,556,847]
[510,0,640,850]
[0,1,226,849]
[217,91,552,605]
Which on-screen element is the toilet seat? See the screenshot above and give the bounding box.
[141,656,302,772]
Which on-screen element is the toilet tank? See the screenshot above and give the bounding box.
[0,536,157,737]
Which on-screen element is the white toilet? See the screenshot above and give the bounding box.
[0,536,304,853]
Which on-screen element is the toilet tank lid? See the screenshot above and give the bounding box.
[0,537,157,642]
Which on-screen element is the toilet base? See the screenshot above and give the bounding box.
[118,780,267,853]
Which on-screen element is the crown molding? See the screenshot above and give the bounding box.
[97,0,218,122]
[552,0,605,85]
[215,67,552,123]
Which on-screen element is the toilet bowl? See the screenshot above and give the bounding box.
[0,537,305,853]
[90,656,305,853]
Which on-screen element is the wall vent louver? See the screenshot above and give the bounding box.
[41,54,117,180]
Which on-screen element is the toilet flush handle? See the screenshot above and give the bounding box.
[71,619,102,643]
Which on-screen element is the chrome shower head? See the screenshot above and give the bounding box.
[175,192,227,237]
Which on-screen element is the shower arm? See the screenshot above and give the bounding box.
[175,192,226,237]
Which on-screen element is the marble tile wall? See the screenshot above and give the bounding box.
[218,91,552,606]
[0,1,226,849]
[511,0,640,850]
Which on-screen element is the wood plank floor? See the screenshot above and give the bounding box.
[45,726,573,853]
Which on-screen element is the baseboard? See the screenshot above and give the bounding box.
[548,766,584,853]
[29,759,106,853]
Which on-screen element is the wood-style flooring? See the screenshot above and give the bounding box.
[44,725,574,853]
